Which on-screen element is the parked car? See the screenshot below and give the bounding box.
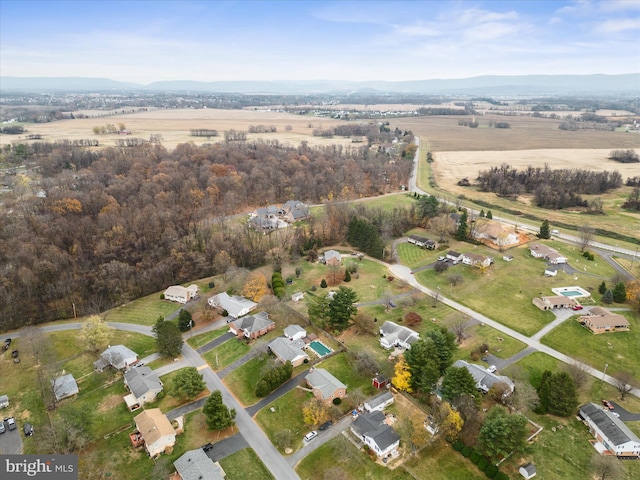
[487,365,497,373]
[602,400,614,410]
[388,301,397,308]
[572,305,583,311]
[7,417,16,431]
[23,422,34,436]
[304,431,318,442]
[11,350,18,358]
[202,442,213,452]
[0,421,5,434]
[611,412,620,418]
[438,256,446,262]
[319,421,333,431]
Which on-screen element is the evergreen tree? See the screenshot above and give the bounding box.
[320,279,327,288]
[173,367,206,399]
[602,289,614,304]
[598,281,607,295]
[327,286,358,331]
[455,210,469,240]
[418,195,440,219]
[478,406,528,461]
[177,309,193,332]
[486,210,493,219]
[308,294,331,328]
[424,327,457,374]
[153,317,183,357]
[203,391,236,430]
[612,282,627,303]
[537,370,577,416]
[404,338,441,393]
[479,209,485,218]
[344,270,351,282]
[539,219,551,239]
[441,366,478,403]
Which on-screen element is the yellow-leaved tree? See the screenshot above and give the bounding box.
[392,355,412,392]
[302,397,329,426]
[242,271,267,302]
[440,402,464,442]
[82,315,114,352]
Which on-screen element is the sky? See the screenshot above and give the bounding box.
[1,0,639,84]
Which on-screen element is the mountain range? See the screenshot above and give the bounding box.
[1,74,638,95]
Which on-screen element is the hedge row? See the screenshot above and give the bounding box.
[449,440,506,480]
[255,361,293,397]
[272,272,285,299]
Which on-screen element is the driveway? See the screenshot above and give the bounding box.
[197,331,234,355]
[205,432,249,462]
[245,370,310,417]
[0,418,23,454]
[285,414,354,467]
[610,401,640,422]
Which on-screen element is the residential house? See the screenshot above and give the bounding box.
[579,308,630,334]
[163,285,199,304]
[408,235,428,247]
[546,252,568,264]
[364,391,394,413]
[473,221,519,247]
[379,321,420,350]
[283,200,310,223]
[532,295,576,311]
[578,403,640,457]
[372,375,390,389]
[124,366,164,411]
[424,239,438,250]
[351,411,401,458]
[284,324,307,341]
[133,408,176,458]
[173,448,225,480]
[51,373,79,402]
[228,312,275,340]
[450,212,461,226]
[208,292,257,319]
[462,252,492,268]
[529,244,567,264]
[305,368,347,401]
[94,345,138,371]
[323,250,342,266]
[452,360,515,396]
[446,251,463,263]
[268,337,309,367]
[519,463,537,479]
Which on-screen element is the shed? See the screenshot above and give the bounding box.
[519,463,537,479]
[0,394,8,408]
[372,375,389,389]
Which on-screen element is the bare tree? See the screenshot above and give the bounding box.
[613,371,635,400]
[563,360,590,391]
[591,454,624,480]
[429,214,455,242]
[449,315,469,344]
[22,326,50,366]
[579,225,595,252]
[509,380,539,413]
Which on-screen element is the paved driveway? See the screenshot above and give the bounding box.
[610,401,640,422]
[0,419,23,454]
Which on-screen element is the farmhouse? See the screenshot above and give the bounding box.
[208,292,257,319]
[51,373,79,402]
[452,360,515,395]
[532,295,576,311]
[379,321,420,350]
[123,366,164,411]
[163,285,199,304]
[472,221,519,247]
[268,336,309,367]
[323,249,342,266]
[228,311,275,340]
[305,368,347,401]
[173,448,226,480]
[94,345,138,371]
[578,403,640,457]
[363,391,394,413]
[579,307,630,334]
[351,410,401,458]
[462,252,492,268]
[133,408,176,458]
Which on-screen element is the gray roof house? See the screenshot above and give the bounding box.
[123,366,164,411]
[305,368,347,401]
[94,345,138,371]
[268,337,309,367]
[578,403,640,457]
[452,360,515,395]
[284,324,307,341]
[173,448,225,480]
[323,250,342,265]
[379,321,419,350]
[208,292,257,319]
[229,311,275,340]
[351,411,400,458]
[364,391,394,413]
[51,373,79,402]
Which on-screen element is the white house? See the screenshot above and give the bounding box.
[134,408,176,458]
[544,268,558,277]
[452,360,515,396]
[529,244,567,264]
[379,321,419,350]
[363,391,394,413]
[291,292,304,302]
[351,411,400,458]
[208,292,257,318]
[51,373,79,402]
[446,251,463,263]
[164,285,199,304]
[123,366,164,411]
[473,221,519,247]
[284,324,307,341]
[462,252,492,268]
[578,403,640,457]
[94,345,138,371]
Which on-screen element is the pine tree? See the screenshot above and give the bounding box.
[344,270,351,282]
[602,289,614,304]
[598,281,607,295]
[612,282,627,303]
[455,210,469,240]
[320,278,327,288]
[539,220,551,239]
[203,391,236,430]
[479,209,485,218]
[486,210,493,219]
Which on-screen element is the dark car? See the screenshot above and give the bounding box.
[202,442,214,452]
[24,422,34,436]
[388,301,397,308]
[319,421,333,431]
[4,338,11,346]
[11,350,18,358]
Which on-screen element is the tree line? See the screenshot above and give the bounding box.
[0,138,413,330]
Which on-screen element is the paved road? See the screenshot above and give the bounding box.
[167,397,207,421]
[245,369,310,417]
[206,432,249,462]
[197,331,234,355]
[218,342,268,379]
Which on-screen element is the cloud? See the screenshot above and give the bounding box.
[598,0,640,12]
[392,23,441,38]
[596,18,640,33]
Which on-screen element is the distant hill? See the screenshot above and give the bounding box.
[1,74,638,95]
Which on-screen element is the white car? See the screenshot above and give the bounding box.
[304,431,318,442]
[611,412,620,418]
[487,365,497,373]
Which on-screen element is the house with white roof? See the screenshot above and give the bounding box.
[284,324,307,341]
[164,285,199,304]
[379,321,419,350]
[363,391,394,413]
[452,360,515,396]
[94,345,138,371]
[208,292,257,318]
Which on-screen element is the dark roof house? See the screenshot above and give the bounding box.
[351,411,400,458]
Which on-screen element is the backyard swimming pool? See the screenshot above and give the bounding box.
[552,286,591,298]
[308,340,332,357]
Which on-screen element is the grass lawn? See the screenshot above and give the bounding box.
[223,352,270,407]
[296,435,415,480]
[151,368,209,412]
[255,387,312,453]
[104,291,181,325]
[203,338,250,371]
[453,323,526,361]
[355,192,418,212]
[186,327,229,349]
[402,439,487,480]
[318,352,378,398]
[541,311,640,378]
[219,448,275,480]
[397,242,439,270]
[503,352,562,388]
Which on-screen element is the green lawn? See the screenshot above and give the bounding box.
[402,439,486,480]
[541,311,640,378]
[397,242,439,269]
[223,352,271,407]
[255,387,312,453]
[203,338,250,371]
[186,327,229,349]
[452,322,526,361]
[318,352,378,398]
[296,435,415,480]
[104,291,181,325]
[219,448,275,480]
[503,352,562,388]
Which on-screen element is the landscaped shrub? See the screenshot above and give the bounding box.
[485,465,498,479]
[470,451,482,464]
[208,281,215,288]
[333,397,342,405]
[462,446,472,458]
[477,459,489,471]
[160,293,165,299]
[222,309,228,317]
[320,279,327,288]
[494,472,509,480]
[453,440,464,451]
[255,361,293,397]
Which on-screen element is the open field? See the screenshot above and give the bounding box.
[104,291,181,325]
[219,448,275,480]
[1,108,357,150]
